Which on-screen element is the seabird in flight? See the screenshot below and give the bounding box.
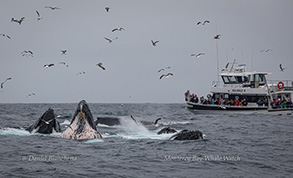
[260,49,272,53]
[21,50,33,57]
[104,37,118,43]
[112,27,125,32]
[44,64,54,68]
[159,73,173,79]
[59,62,69,67]
[158,66,171,73]
[11,17,25,25]
[26,93,36,97]
[105,7,110,12]
[151,40,159,46]
[214,34,221,39]
[191,53,205,58]
[36,11,42,21]
[61,50,67,55]
[0,34,11,39]
[96,63,106,70]
[45,6,61,10]
[279,64,286,72]
[1,78,12,89]
[76,71,86,75]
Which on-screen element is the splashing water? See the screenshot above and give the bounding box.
[0,127,31,136]
[116,116,172,140]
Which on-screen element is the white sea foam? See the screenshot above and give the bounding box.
[0,127,31,136]
[60,119,71,125]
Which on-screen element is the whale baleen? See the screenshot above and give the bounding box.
[61,100,102,140]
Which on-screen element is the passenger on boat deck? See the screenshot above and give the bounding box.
[219,98,225,105]
[282,97,287,108]
[257,99,264,106]
[234,98,240,106]
[211,98,215,105]
[242,98,248,106]
[185,90,190,101]
[229,99,234,106]
[200,96,205,103]
[264,98,268,106]
[193,94,199,103]
[287,98,292,105]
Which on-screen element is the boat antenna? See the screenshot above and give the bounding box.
[215,22,220,81]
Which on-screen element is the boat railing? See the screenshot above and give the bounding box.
[211,81,250,88]
[266,80,293,87]
[212,80,293,89]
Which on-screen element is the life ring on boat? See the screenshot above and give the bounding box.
[207,94,212,98]
[277,81,284,89]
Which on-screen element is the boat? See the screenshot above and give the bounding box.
[186,60,293,112]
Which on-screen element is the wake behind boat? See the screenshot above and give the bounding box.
[186,60,293,112]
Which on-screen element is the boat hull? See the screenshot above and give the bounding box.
[186,102,267,111]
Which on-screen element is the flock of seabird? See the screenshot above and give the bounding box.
[1,5,288,100]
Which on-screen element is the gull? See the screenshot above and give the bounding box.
[214,34,221,39]
[112,27,125,32]
[279,64,286,72]
[1,78,12,89]
[96,63,105,70]
[104,37,118,43]
[105,7,110,12]
[76,71,86,75]
[11,17,25,25]
[59,62,69,67]
[45,6,61,10]
[41,118,54,125]
[44,64,54,68]
[260,49,272,52]
[36,11,42,21]
[21,50,33,57]
[151,40,159,46]
[159,73,173,79]
[197,20,210,25]
[61,50,67,55]
[158,66,171,72]
[191,53,205,58]
[26,93,36,97]
[0,34,11,39]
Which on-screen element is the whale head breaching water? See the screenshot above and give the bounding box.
[26,108,61,134]
[61,100,102,140]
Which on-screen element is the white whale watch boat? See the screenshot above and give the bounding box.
[186,60,293,112]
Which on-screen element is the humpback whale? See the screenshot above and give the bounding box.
[96,117,121,126]
[26,108,61,134]
[61,100,102,140]
[157,127,177,135]
[169,130,203,140]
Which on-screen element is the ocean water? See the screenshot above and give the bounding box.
[0,103,292,178]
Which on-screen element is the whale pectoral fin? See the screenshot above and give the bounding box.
[54,119,61,132]
[26,119,42,133]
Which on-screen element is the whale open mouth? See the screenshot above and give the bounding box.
[61,100,102,140]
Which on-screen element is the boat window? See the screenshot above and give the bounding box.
[222,76,230,83]
[228,76,237,83]
[254,74,265,83]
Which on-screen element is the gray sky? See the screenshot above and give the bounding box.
[0,0,292,103]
